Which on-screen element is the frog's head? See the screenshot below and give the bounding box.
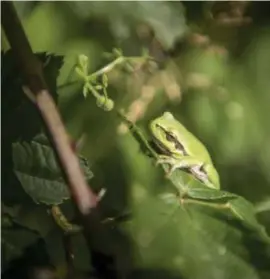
[149,112,185,156]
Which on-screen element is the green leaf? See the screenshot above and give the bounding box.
[228,197,270,243]
[2,203,55,238]
[41,52,64,102]
[75,66,86,80]
[78,54,89,72]
[187,187,237,201]
[165,170,270,243]
[121,194,261,279]
[44,229,66,267]
[44,224,91,271]
[2,228,39,267]
[2,51,63,142]
[70,234,92,271]
[12,133,93,205]
[255,198,270,213]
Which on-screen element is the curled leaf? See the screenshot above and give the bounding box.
[75,66,86,80]
[78,54,89,74]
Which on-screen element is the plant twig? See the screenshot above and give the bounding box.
[1,2,97,215]
[63,234,75,279]
[90,56,125,78]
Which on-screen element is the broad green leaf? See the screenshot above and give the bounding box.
[2,203,54,238]
[12,133,93,205]
[44,230,66,268]
[166,170,270,243]
[121,194,260,279]
[70,234,93,271]
[187,187,237,201]
[168,170,237,201]
[44,228,92,271]
[2,228,39,267]
[255,198,270,213]
[41,52,64,102]
[228,197,270,243]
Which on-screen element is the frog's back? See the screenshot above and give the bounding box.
[173,120,213,163]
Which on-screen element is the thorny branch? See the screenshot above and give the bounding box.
[1,2,98,217]
[1,3,129,275]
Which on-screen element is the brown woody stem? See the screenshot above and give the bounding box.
[2,2,98,215]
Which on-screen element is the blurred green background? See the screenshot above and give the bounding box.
[2,1,270,278]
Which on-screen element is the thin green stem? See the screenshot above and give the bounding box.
[89,56,125,79]
[58,54,154,91]
[183,198,229,210]
[85,82,101,99]
[58,80,80,91]
[117,111,158,160]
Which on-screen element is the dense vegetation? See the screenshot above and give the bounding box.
[2,2,270,279]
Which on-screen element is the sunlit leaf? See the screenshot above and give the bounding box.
[121,194,260,279]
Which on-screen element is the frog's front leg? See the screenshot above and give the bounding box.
[169,156,204,174]
[156,154,181,168]
[157,155,201,170]
[156,155,205,177]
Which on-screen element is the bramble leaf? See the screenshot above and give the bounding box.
[12,133,93,205]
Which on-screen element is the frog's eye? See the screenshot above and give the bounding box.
[165,132,176,143]
[165,131,186,153]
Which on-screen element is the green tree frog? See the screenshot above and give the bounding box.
[149,112,220,189]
